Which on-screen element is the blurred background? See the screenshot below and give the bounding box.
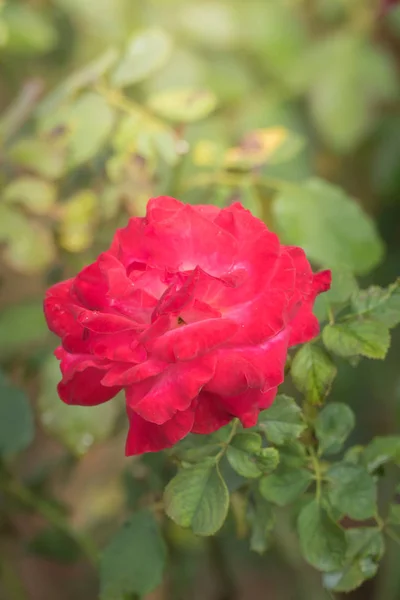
[0,0,400,599]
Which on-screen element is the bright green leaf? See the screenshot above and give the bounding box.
[272,178,384,275]
[327,463,377,520]
[231,433,262,453]
[147,87,217,123]
[41,92,115,169]
[388,504,400,526]
[3,222,56,274]
[291,344,337,405]
[308,34,398,151]
[8,138,65,179]
[322,319,390,360]
[362,436,400,472]
[58,190,97,253]
[315,403,355,456]
[227,445,263,479]
[3,2,57,55]
[3,177,57,215]
[112,29,172,87]
[324,267,359,305]
[297,499,347,571]
[323,528,384,592]
[37,354,121,456]
[255,448,280,474]
[100,510,166,599]
[258,395,306,445]
[227,438,279,479]
[38,48,119,116]
[351,280,400,328]
[164,459,229,536]
[259,465,312,506]
[0,371,34,455]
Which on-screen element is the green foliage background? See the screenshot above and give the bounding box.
[0,1,400,599]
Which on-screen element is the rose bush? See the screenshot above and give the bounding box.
[44,197,330,455]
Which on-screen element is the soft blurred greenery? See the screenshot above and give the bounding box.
[0,1,400,599]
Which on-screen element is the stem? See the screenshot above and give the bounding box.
[1,478,98,565]
[216,419,240,462]
[375,513,385,530]
[94,83,162,125]
[309,448,322,503]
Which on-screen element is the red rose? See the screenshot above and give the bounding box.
[44,197,330,455]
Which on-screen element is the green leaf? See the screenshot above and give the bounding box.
[315,403,355,456]
[41,92,115,169]
[323,319,390,360]
[100,510,166,599]
[313,267,359,322]
[297,499,347,571]
[164,459,229,536]
[227,436,279,479]
[327,463,377,520]
[3,177,57,215]
[147,87,217,122]
[324,267,359,305]
[227,446,263,479]
[112,29,172,87]
[231,432,263,453]
[3,2,57,55]
[255,448,280,474]
[248,493,275,554]
[224,127,304,171]
[259,465,312,506]
[351,280,400,328]
[27,528,82,564]
[37,354,120,456]
[291,344,337,405]
[388,504,400,526]
[3,220,56,274]
[112,113,179,166]
[308,34,398,151]
[323,528,384,592]
[257,395,306,445]
[8,138,65,179]
[38,48,118,116]
[0,301,47,359]
[0,371,34,455]
[362,436,400,472]
[58,190,97,253]
[272,178,384,275]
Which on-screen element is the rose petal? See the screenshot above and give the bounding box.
[126,356,216,424]
[149,318,238,362]
[191,391,232,434]
[125,407,194,455]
